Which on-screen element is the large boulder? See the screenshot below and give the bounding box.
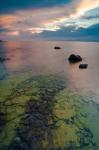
[68,54,82,63]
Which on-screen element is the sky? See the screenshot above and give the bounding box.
[0,0,99,41]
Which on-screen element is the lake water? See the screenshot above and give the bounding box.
[0,41,99,150]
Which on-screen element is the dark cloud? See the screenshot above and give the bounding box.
[0,0,71,14]
[79,23,99,36]
[1,23,99,41]
[35,23,99,41]
[81,14,99,20]
[0,27,9,33]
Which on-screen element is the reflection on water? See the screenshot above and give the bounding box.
[0,41,99,150]
[0,41,99,91]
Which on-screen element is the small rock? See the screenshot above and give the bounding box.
[68,54,82,63]
[54,46,61,49]
[79,64,88,69]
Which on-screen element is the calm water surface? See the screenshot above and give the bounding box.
[0,41,99,91]
[0,41,99,150]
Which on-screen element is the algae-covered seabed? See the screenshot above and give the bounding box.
[0,74,99,150]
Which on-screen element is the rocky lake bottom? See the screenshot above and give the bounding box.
[0,75,99,150]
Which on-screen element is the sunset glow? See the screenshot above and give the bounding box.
[0,0,99,40]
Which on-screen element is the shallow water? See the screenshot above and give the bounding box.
[0,41,99,150]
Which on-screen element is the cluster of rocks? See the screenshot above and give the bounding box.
[53,46,88,69]
[68,54,88,69]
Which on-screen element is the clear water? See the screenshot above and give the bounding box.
[0,41,99,150]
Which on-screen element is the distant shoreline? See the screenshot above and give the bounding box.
[1,40,99,43]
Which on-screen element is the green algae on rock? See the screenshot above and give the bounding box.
[0,76,99,150]
[0,75,65,149]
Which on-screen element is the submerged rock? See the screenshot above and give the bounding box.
[68,54,82,63]
[0,112,6,126]
[79,64,88,69]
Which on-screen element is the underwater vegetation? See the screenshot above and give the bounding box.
[0,75,99,150]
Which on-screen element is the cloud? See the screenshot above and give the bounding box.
[79,23,99,36]
[72,0,99,17]
[81,14,99,20]
[31,23,99,41]
[0,0,99,41]
[0,27,9,32]
[0,0,71,14]
[1,23,99,41]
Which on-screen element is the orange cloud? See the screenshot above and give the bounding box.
[0,15,17,27]
[71,0,99,17]
[5,31,19,36]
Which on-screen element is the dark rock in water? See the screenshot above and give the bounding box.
[54,46,61,49]
[0,57,10,62]
[0,40,3,42]
[68,54,82,63]
[0,57,6,62]
[79,64,88,69]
